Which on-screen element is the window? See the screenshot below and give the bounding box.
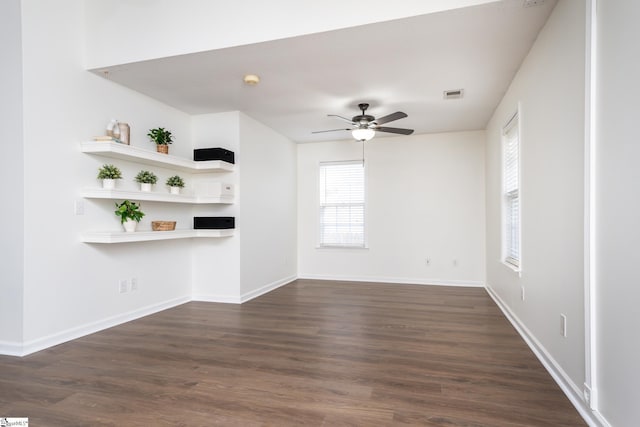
[503,112,520,268]
[319,161,365,247]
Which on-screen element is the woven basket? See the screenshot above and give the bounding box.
[156,145,169,154]
[152,221,176,231]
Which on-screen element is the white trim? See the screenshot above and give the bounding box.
[501,106,522,268]
[584,0,599,412]
[0,340,24,357]
[298,274,483,288]
[240,275,297,303]
[500,259,522,276]
[502,110,519,134]
[193,276,297,304]
[315,245,370,250]
[191,294,242,304]
[17,296,190,357]
[485,285,606,427]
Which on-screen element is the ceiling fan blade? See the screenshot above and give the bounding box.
[375,126,414,135]
[311,128,352,134]
[373,111,407,125]
[328,114,355,124]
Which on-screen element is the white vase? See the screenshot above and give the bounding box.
[140,183,152,192]
[170,186,181,195]
[102,179,115,189]
[123,219,137,233]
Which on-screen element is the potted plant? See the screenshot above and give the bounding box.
[166,175,185,195]
[135,170,158,192]
[147,127,173,154]
[114,200,145,232]
[97,164,122,189]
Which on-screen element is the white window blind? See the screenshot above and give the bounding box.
[319,161,365,247]
[503,113,520,267]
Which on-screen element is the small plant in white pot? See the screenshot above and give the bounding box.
[97,164,122,189]
[114,200,145,232]
[135,170,157,192]
[166,175,185,195]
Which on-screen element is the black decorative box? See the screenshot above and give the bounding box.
[193,216,235,229]
[194,147,235,164]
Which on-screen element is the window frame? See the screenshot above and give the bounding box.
[502,109,521,270]
[318,160,367,249]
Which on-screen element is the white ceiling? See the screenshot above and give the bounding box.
[94,0,556,143]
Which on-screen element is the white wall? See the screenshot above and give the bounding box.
[18,0,195,352]
[239,113,297,297]
[0,0,25,348]
[595,2,640,425]
[190,112,298,302]
[298,131,485,286]
[190,112,241,302]
[83,0,497,69]
[485,0,586,399]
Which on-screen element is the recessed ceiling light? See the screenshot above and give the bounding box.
[243,74,260,85]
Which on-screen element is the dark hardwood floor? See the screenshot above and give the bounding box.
[0,279,585,426]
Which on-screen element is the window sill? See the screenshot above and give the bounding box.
[316,245,369,250]
[501,260,522,277]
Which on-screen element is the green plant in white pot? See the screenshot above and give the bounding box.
[135,170,157,192]
[114,200,145,232]
[97,164,122,189]
[166,175,185,195]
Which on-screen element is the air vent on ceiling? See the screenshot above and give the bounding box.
[523,0,545,7]
[443,89,464,100]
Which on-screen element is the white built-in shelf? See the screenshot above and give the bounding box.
[81,229,234,244]
[81,141,234,173]
[81,188,233,204]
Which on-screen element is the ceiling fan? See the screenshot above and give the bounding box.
[313,103,414,141]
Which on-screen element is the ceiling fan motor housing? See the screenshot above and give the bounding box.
[354,115,375,125]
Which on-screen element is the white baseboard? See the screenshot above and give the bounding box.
[298,274,483,288]
[485,284,607,427]
[193,275,298,304]
[14,296,190,357]
[0,340,24,357]
[240,275,297,303]
[191,294,242,304]
[3,275,299,357]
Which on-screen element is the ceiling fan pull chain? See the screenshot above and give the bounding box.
[362,139,365,165]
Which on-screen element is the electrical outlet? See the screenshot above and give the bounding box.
[521,286,525,301]
[119,279,128,294]
[131,277,138,292]
[560,314,567,337]
[425,258,431,266]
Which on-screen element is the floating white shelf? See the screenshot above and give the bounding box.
[81,229,234,243]
[81,141,234,173]
[81,188,233,204]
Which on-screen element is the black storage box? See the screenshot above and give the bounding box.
[194,147,235,164]
[193,216,235,229]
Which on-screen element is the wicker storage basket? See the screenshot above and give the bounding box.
[151,221,176,231]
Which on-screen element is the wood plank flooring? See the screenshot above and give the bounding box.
[0,279,586,426]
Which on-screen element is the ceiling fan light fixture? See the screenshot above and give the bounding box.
[352,128,375,141]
